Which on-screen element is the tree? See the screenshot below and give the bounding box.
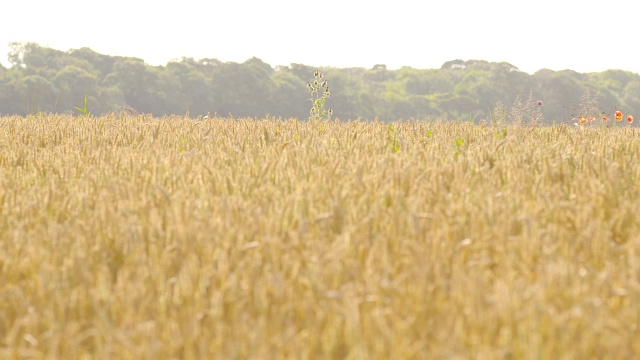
[68,47,116,78]
[271,70,308,118]
[210,58,275,117]
[165,59,211,115]
[54,65,99,112]
[21,75,56,114]
[106,58,164,114]
[0,71,26,115]
[9,42,68,75]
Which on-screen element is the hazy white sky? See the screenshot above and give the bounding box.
[1,0,638,74]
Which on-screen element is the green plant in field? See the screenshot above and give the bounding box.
[27,110,44,120]
[308,70,332,121]
[421,128,433,144]
[453,138,464,156]
[426,129,433,138]
[75,95,92,117]
[387,124,400,153]
[179,137,189,153]
[27,97,44,119]
[495,128,507,139]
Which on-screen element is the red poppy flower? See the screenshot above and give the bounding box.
[628,115,634,124]
[602,115,609,121]
[615,111,623,121]
[579,117,588,124]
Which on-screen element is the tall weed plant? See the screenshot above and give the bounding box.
[308,70,332,121]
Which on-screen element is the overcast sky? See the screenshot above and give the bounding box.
[1,0,638,74]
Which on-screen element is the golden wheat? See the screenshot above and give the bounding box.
[0,115,639,359]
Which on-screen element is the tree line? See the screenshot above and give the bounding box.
[1,42,639,123]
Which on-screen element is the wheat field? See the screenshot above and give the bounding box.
[0,115,639,359]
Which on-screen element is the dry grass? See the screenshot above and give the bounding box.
[1,115,639,359]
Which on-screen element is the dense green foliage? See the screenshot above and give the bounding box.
[1,43,639,123]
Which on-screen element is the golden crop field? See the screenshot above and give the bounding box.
[1,115,639,359]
